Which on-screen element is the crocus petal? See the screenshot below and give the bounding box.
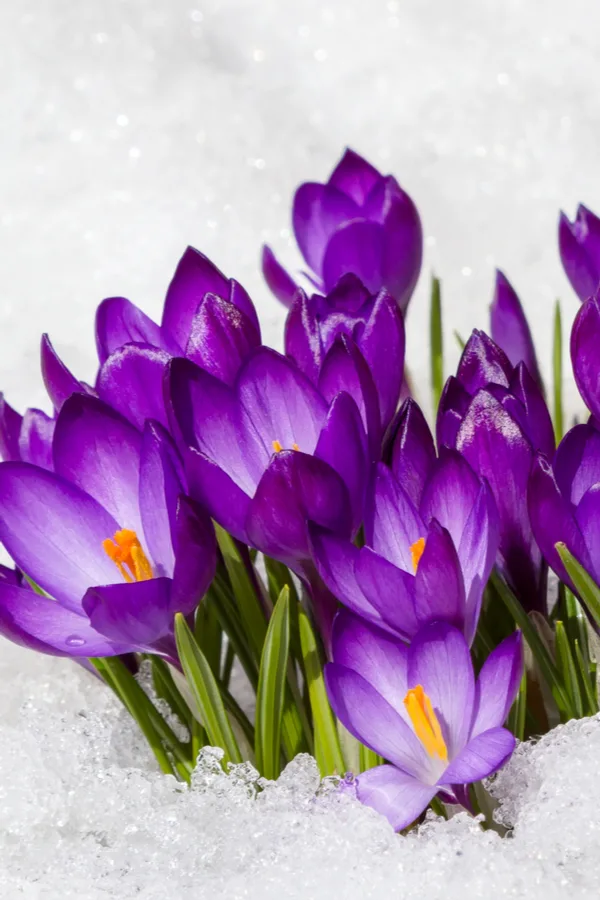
[356,765,437,833]
[83,578,173,649]
[19,408,54,470]
[554,423,600,505]
[440,727,515,785]
[471,632,523,737]
[96,343,170,430]
[559,207,600,302]
[354,546,419,638]
[139,421,185,575]
[508,363,555,457]
[436,376,471,449]
[0,394,22,461]
[490,271,542,387]
[456,330,512,394]
[185,293,260,386]
[325,664,430,778]
[314,390,369,533]
[331,608,410,710]
[246,450,351,565]
[327,148,382,206]
[379,186,423,312]
[419,450,481,547]
[0,582,127,657]
[0,463,120,612]
[293,183,359,276]
[185,447,252,545]
[322,220,384,295]
[228,279,261,335]
[95,296,179,364]
[52,394,144,539]
[364,463,424,570]
[413,522,466,634]
[169,495,216,616]
[571,294,600,421]
[574,484,600,583]
[389,399,436,508]
[161,246,229,349]
[41,334,84,410]
[237,348,328,455]
[356,289,405,428]
[408,622,475,759]
[284,289,323,382]
[262,245,301,308]
[456,483,499,644]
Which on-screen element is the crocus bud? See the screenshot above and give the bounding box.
[559,204,600,301]
[490,270,542,390]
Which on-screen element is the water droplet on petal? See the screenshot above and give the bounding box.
[66,635,86,647]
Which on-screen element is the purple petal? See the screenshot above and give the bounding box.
[456,483,499,645]
[471,632,523,737]
[0,394,23,461]
[356,765,437,833]
[555,423,600,505]
[559,207,600,302]
[314,390,369,534]
[169,495,216,616]
[380,186,423,312]
[413,522,466,634]
[389,398,436,508]
[185,447,252,545]
[508,363,554,457]
[237,348,328,455]
[0,581,127,657]
[354,546,419,638]
[408,622,475,759]
[436,376,472,449]
[490,271,542,387]
[364,463,424,570]
[228,279,261,335]
[83,578,173,649]
[96,343,170,430]
[325,663,430,777]
[571,294,600,421]
[322,220,384,295]
[440,727,515,785]
[53,394,144,539]
[246,450,352,564]
[41,334,85,410]
[139,421,185,575]
[18,408,54,470]
[95,296,179,364]
[0,463,120,611]
[262,245,300,308]
[293,183,359,276]
[356,289,405,428]
[574,484,600,583]
[456,330,512,394]
[185,293,260,386]
[161,246,230,349]
[327,149,382,206]
[419,450,481,546]
[284,289,323,382]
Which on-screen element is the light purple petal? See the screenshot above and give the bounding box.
[322,220,384,295]
[440,727,515,785]
[41,334,85,410]
[293,183,359,276]
[419,450,481,546]
[354,546,419,638]
[96,343,170,430]
[185,447,252,545]
[457,483,499,645]
[0,394,23,461]
[413,522,466,634]
[364,463,424,570]
[490,271,542,387]
[139,420,185,576]
[19,408,54,470]
[262,245,301,308]
[95,296,179,364]
[356,289,405,428]
[161,246,229,349]
[356,765,437,833]
[471,632,523,737]
[327,149,382,206]
[456,330,512,394]
[0,463,120,611]
[185,293,260,386]
[389,399,436,508]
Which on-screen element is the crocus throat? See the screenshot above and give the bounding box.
[102,529,153,583]
[272,439,300,453]
[403,685,448,762]
[410,537,426,573]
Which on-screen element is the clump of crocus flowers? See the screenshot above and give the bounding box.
[1,148,600,833]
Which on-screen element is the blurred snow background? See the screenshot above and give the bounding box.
[1,0,600,895]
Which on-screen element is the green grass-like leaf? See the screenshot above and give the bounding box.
[255,586,291,779]
[430,274,444,413]
[556,543,600,631]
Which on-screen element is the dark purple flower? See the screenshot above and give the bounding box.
[285,274,405,451]
[571,293,600,422]
[0,394,54,470]
[310,431,498,646]
[326,612,522,832]
[0,394,215,658]
[437,330,554,613]
[262,148,422,312]
[166,347,369,571]
[529,423,600,594]
[559,204,600,302]
[490,270,542,389]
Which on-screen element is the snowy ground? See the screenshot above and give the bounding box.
[2,0,600,896]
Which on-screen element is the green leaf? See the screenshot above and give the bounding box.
[297,605,345,776]
[556,543,600,631]
[453,330,466,352]
[255,586,291,779]
[507,670,527,741]
[490,569,575,720]
[555,621,584,718]
[195,592,222,677]
[215,525,268,661]
[553,300,563,443]
[358,743,383,773]
[209,577,259,690]
[174,613,242,766]
[430,275,444,413]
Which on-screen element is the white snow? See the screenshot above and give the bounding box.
[1,0,600,895]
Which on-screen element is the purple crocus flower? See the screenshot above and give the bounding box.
[529,422,600,594]
[571,293,600,422]
[0,394,215,658]
[437,330,554,613]
[262,148,422,312]
[285,273,405,452]
[559,204,600,302]
[490,270,542,389]
[0,393,54,470]
[326,612,522,832]
[167,347,369,571]
[310,418,498,646]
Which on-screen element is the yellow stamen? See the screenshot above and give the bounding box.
[410,537,426,573]
[272,440,283,453]
[403,685,448,762]
[102,529,153,583]
[292,442,300,451]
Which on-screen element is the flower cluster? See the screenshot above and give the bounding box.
[1,148,600,834]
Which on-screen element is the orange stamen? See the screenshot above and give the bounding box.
[410,537,426,573]
[292,442,300,451]
[403,685,448,762]
[272,440,283,453]
[102,529,153,583]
